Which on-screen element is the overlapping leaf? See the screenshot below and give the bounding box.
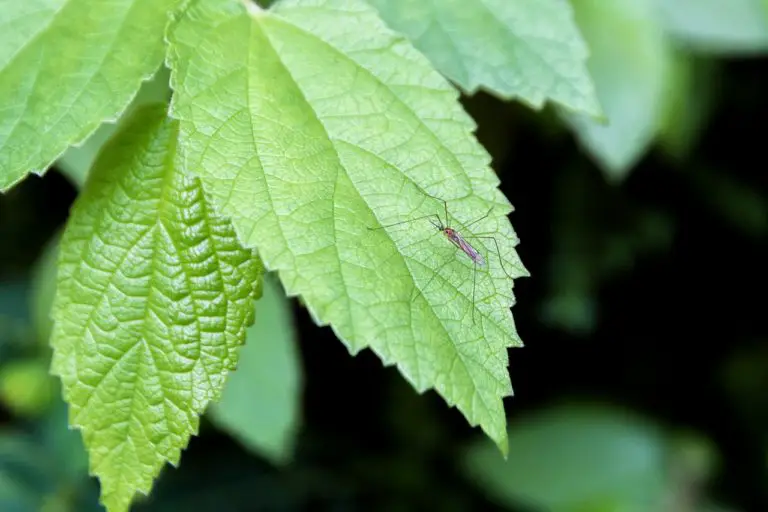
[655,0,768,54]
[168,0,527,453]
[0,0,180,191]
[50,104,262,512]
[209,276,302,465]
[562,0,673,179]
[368,0,602,117]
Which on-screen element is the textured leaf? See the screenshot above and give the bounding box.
[0,0,181,191]
[655,0,768,54]
[463,403,668,512]
[367,0,602,117]
[168,0,526,454]
[209,276,302,465]
[56,66,173,189]
[50,104,262,512]
[562,0,673,180]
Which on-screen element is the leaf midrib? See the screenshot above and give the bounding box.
[253,8,507,409]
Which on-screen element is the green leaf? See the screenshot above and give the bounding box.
[168,0,526,454]
[655,0,768,54]
[50,103,262,512]
[55,66,173,189]
[367,0,602,117]
[463,403,669,512]
[0,0,181,192]
[31,231,61,346]
[208,275,302,465]
[562,0,673,180]
[657,53,717,161]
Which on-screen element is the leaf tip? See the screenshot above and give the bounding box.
[241,0,264,16]
[496,432,509,460]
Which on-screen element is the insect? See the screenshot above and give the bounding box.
[368,199,515,324]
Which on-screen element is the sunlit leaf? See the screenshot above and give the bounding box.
[55,66,173,189]
[367,0,602,117]
[168,0,527,454]
[0,0,181,191]
[50,104,262,512]
[209,276,303,465]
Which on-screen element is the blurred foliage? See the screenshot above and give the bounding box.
[0,0,767,511]
[465,402,672,511]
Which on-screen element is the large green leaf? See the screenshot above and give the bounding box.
[0,0,180,191]
[208,276,302,465]
[563,0,673,180]
[168,0,527,454]
[367,0,602,117]
[655,0,768,54]
[55,66,173,189]
[50,104,262,512]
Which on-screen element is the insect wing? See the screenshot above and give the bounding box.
[448,230,485,266]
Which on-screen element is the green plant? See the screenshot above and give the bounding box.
[2,0,766,511]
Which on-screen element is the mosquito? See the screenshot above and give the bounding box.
[368,199,515,323]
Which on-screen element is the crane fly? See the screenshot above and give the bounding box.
[369,199,514,324]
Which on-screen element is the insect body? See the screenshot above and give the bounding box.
[370,199,514,324]
[442,227,485,267]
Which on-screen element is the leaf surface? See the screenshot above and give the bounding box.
[209,276,302,465]
[168,0,526,453]
[655,0,768,54]
[562,0,672,179]
[55,66,173,189]
[50,104,262,512]
[367,0,602,116]
[464,403,668,511]
[0,0,180,191]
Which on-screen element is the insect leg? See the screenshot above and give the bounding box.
[411,246,453,301]
[461,235,517,280]
[368,213,442,230]
[462,207,494,231]
[472,260,477,324]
